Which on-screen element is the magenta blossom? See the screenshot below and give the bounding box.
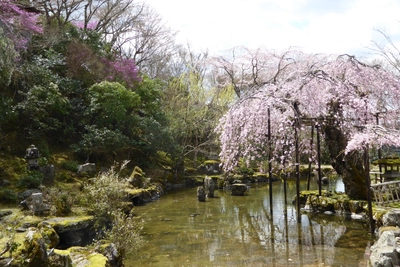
[0,1,43,49]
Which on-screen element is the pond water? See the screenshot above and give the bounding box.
[126,179,374,267]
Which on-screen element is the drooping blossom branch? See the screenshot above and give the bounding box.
[216,51,400,172]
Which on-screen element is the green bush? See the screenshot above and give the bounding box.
[0,189,18,203]
[48,189,75,216]
[61,160,79,172]
[83,162,143,258]
[82,162,130,226]
[102,211,142,260]
[17,171,43,189]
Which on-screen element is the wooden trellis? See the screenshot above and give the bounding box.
[371,180,400,205]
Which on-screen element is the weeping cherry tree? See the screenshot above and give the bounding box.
[216,50,400,199]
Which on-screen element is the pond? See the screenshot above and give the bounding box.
[126,179,374,267]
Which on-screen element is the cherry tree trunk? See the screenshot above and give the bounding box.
[322,124,367,200]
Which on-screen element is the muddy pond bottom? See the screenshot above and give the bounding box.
[125,180,374,267]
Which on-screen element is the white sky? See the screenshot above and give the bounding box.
[144,0,400,58]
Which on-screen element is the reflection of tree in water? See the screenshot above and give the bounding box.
[225,200,367,266]
[128,185,371,267]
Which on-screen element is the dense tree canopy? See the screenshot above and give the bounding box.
[216,49,400,199]
[2,0,400,193]
[0,0,177,167]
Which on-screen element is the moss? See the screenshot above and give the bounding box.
[378,226,400,236]
[68,246,109,267]
[372,157,400,166]
[203,160,219,165]
[124,185,158,197]
[0,155,27,183]
[87,252,108,266]
[124,187,148,197]
[38,222,59,248]
[22,228,48,266]
[44,216,94,234]
[53,249,70,255]
[130,166,144,177]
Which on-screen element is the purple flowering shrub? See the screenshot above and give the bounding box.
[0,1,43,50]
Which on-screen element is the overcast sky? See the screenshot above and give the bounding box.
[145,0,400,58]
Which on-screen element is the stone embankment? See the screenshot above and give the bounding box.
[369,209,400,267]
[0,184,165,267]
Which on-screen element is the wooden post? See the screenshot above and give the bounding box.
[295,125,301,223]
[268,108,273,214]
[282,142,288,207]
[307,125,314,190]
[364,145,375,233]
[376,114,383,182]
[316,125,322,196]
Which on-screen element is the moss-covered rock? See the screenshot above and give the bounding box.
[22,227,48,267]
[231,184,247,196]
[43,216,95,248]
[125,185,162,205]
[128,166,145,187]
[48,247,110,267]
[297,190,368,214]
[68,246,110,267]
[43,216,94,234]
[48,249,73,267]
[38,221,59,249]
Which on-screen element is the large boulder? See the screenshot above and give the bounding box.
[95,242,121,267]
[48,247,110,267]
[38,221,59,249]
[369,230,400,267]
[43,216,95,248]
[204,176,215,198]
[382,209,400,227]
[48,249,73,267]
[197,186,206,202]
[231,184,248,196]
[77,163,96,175]
[20,192,50,214]
[22,227,48,267]
[68,247,109,267]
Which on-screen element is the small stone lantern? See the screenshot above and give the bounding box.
[25,144,40,170]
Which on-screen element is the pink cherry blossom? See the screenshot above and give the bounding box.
[216,51,400,173]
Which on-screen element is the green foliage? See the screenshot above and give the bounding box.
[102,211,142,260]
[81,162,129,227]
[86,81,140,127]
[0,96,18,148]
[162,68,232,169]
[16,82,71,140]
[236,165,255,176]
[234,158,255,176]
[0,29,17,86]
[0,189,18,203]
[61,160,79,172]
[83,163,144,258]
[72,125,130,156]
[17,171,43,189]
[48,189,74,216]
[16,50,64,89]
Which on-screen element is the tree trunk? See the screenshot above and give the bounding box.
[322,124,367,199]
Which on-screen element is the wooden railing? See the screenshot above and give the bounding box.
[371,180,400,205]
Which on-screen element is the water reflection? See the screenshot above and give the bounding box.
[126,180,373,267]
